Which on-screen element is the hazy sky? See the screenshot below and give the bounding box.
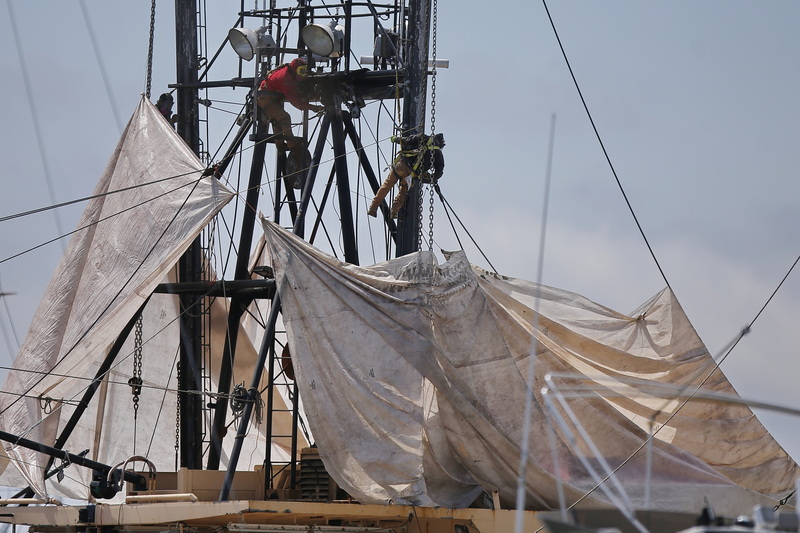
[1,0,800,471]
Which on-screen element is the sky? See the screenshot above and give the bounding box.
[0,0,799,481]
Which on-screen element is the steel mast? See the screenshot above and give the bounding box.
[171,0,435,495]
[175,0,204,470]
[396,0,432,255]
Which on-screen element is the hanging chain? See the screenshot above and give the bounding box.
[145,0,156,99]
[428,182,435,249]
[131,316,143,414]
[175,360,181,470]
[129,315,144,454]
[426,0,439,250]
[415,0,436,250]
[429,0,438,136]
[416,177,424,249]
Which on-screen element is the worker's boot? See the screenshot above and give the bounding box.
[390,179,410,218]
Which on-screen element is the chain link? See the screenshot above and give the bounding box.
[145,0,156,99]
[128,315,144,454]
[175,361,181,470]
[131,316,143,415]
[426,0,439,250]
[428,183,435,250]
[429,0,438,137]
[774,489,797,511]
[417,178,424,249]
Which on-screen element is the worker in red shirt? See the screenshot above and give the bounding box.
[257,57,322,151]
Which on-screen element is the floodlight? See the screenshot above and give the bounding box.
[373,30,399,59]
[301,21,345,58]
[228,27,276,61]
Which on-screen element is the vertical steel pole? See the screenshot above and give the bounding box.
[395,0,432,256]
[206,122,269,471]
[219,116,332,502]
[175,0,204,470]
[331,107,359,265]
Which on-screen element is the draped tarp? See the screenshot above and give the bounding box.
[0,269,303,502]
[262,219,797,515]
[241,235,313,447]
[0,97,234,499]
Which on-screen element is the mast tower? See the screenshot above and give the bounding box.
[171,0,437,498]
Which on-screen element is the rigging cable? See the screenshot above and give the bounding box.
[541,0,800,509]
[0,177,208,429]
[433,188,497,273]
[432,185,463,251]
[0,274,20,352]
[0,111,417,462]
[530,254,800,521]
[0,168,204,226]
[0,448,89,493]
[542,325,761,519]
[514,114,557,533]
[0,290,247,468]
[2,127,426,267]
[0,172,211,266]
[364,108,384,263]
[5,0,67,251]
[78,0,124,132]
[363,97,402,262]
[541,0,670,290]
[649,252,800,428]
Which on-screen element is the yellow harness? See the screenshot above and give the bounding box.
[393,135,442,176]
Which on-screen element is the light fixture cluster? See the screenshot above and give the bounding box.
[227,21,345,61]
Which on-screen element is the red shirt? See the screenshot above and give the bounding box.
[260,65,316,111]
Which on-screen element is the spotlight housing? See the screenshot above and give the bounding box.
[301,21,345,58]
[228,26,276,61]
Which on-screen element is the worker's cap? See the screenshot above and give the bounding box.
[290,57,308,77]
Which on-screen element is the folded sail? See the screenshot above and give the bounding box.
[262,219,797,515]
[0,97,234,498]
